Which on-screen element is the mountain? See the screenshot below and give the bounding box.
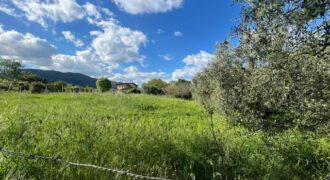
[24,69,97,87]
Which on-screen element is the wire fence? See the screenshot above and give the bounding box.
[0,145,172,180]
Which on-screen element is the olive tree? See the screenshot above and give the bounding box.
[193,0,329,132]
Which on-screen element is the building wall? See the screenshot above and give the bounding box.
[117,83,137,91]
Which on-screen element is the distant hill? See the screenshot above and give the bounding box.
[24,69,97,87]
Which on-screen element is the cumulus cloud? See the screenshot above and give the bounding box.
[0,26,57,66]
[174,31,183,37]
[12,0,85,28]
[53,18,148,76]
[0,26,118,77]
[1,1,151,81]
[83,2,101,20]
[51,49,118,76]
[172,51,214,80]
[110,66,165,84]
[0,3,18,17]
[62,31,84,47]
[90,20,148,64]
[112,0,183,14]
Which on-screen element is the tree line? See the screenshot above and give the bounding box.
[0,59,192,99]
[95,77,192,99]
[0,58,95,93]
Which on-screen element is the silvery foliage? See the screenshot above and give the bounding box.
[193,0,329,132]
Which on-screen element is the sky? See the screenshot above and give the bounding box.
[0,0,241,84]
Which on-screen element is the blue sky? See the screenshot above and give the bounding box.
[0,0,241,83]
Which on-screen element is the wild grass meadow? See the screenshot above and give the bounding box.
[0,93,329,179]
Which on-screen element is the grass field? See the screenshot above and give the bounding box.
[0,93,329,179]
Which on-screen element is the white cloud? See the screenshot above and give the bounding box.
[110,66,165,84]
[52,18,148,76]
[183,51,214,67]
[9,0,115,28]
[172,51,214,80]
[172,67,198,80]
[0,26,116,77]
[0,3,18,17]
[1,1,151,80]
[12,0,85,28]
[62,31,84,47]
[174,31,183,37]
[90,20,148,63]
[83,2,102,20]
[112,0,183,14]
[159,54,172,61]
[0,26,57,66]
[51,49,117,76]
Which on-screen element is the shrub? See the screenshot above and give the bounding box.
[72,86,81,93]
[0,83,9,91]
[50,81,67,92]
[142,79,168,95]
[165,80,192,99]
[142,86,164,95]
[30,82,44,94]
[96,78,111,92]
[124,88,140,94]
[18,82,29,91]
[143,79,168,89]
[83,86,94,93]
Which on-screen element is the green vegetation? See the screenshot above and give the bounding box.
[96,77,112,92]
[0,93,329,179]
[0,58,22,81]
[0,1,328,179]
[25,69,97,87]
[165,80,192,99]
[142,79,167,95]
[142,79,192,99]
[193,0,329,133]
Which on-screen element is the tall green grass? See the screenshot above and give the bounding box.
[0,93,329,179]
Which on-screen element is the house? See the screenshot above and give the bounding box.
[116,82,138,91]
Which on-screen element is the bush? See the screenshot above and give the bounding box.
[142,79,168,95]
[0,83,9,91]
[30,82,44,94]
[96,78,111,92]
[83,86,94,93]
[143,79,168,89]
[165,81,192,99]
[50,81,67,92]
[18,82,29,91]
[124,88,140,94]
[142,86,164,95]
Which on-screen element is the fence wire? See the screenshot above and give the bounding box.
[0,145,172,180]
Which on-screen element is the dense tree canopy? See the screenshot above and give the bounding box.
[96,77,111,92]
[193,0,329,132]
[142,79,168,95]
[0,58,22,81]
[143,79,168,89]
[166,79,192,99]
